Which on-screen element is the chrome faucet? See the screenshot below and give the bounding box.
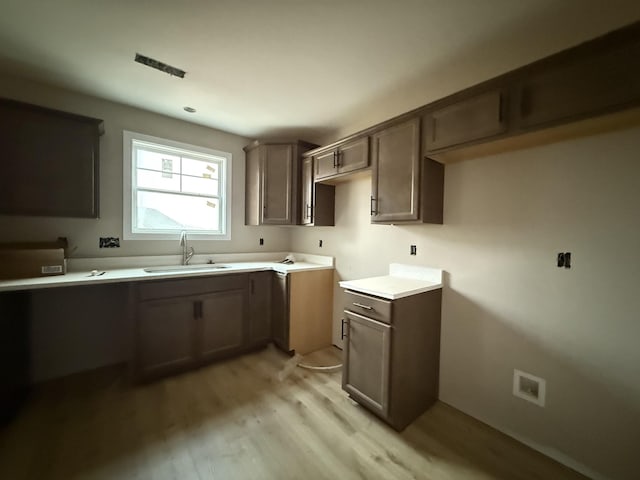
[179,230,195,265]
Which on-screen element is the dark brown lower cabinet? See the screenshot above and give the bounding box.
[133,269,332,381]
[342,288,442,431]
[343,311,391,418]
[134,274,249,381]
[248,271,272,347]
[137,297,198,379]
[271,271,289,352]
[0,292,30,425]
[199,290,246,363]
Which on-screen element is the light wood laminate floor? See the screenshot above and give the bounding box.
[0,346,586,480]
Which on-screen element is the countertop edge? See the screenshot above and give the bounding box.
[339,283,443,300]
[0,262,334,293]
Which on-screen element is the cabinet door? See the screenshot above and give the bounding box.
[199,290,246,363]
[0,292,29,424]
[245,146,261,226]
[137,297,197,378]
[300,156,313,225]
[262,144,294,224]
[314,149,338,181]
[342,311,391,418]
[337,136,369,174]
[424,89,507,152]
[248,272,272,346]
[271,272,290,352]
[0,99,102,218]
[517,39,640,130]
[371,117,421,223]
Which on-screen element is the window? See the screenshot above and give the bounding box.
[123,131,231,240]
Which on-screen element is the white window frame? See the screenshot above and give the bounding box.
[123,130,232,240]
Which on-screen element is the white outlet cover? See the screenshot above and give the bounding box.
[513,369,546,407]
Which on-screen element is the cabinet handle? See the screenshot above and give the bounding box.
[370,196,378,216]
[336,150,341,167]
[341,318,347,339]
[352,302,373,310]
[306,203,312,219]
[332,151,337,168]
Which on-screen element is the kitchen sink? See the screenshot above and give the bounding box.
[143,264,231,274]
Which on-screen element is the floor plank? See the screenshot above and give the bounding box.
[0,346,586,480]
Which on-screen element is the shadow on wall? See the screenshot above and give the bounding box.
[441,287,640,480]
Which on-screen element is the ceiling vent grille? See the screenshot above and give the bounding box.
[134,53,186,78]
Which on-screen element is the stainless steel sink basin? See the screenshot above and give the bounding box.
[143,264,231,274]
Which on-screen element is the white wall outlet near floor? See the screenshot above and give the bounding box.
[513,369,546,407]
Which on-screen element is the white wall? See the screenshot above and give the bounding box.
[0,74,291,257]
[290,126,640,480]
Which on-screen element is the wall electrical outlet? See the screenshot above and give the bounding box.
[513,369,546,407]
[410,245,417,255]
[99,237,120,248]
[259,238,264,246]
[557,252,572,268]
[319,239,323,248]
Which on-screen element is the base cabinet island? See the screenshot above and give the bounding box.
[339,264,443,431]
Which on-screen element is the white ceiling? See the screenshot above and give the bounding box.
[1,1,639,142]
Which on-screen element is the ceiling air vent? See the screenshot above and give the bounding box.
[134,53,186,78]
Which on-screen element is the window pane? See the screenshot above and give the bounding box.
[136,169,181,192]
[136,149,180,173]
[182,157,219,179]
[182,176,219,196]
[136,191,220,231]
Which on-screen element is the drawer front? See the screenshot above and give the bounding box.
[138,273,247,301]
[344,290,392,324]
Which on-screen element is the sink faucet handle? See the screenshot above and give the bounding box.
[179,230,187,246]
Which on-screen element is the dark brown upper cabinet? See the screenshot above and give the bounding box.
[313,136,369,182]
[244,140,317,225]
[424,21,640,162]
[0,98,104,218]
[371,118,443,224]
[301,156,334,226]
[515,31,640,131]
[424,89,508,153]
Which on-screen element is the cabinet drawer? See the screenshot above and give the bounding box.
[138,274,247,301]
[344,290,392,324]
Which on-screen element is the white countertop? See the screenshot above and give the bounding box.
[339,263,442,300]
[0,252,334,293]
